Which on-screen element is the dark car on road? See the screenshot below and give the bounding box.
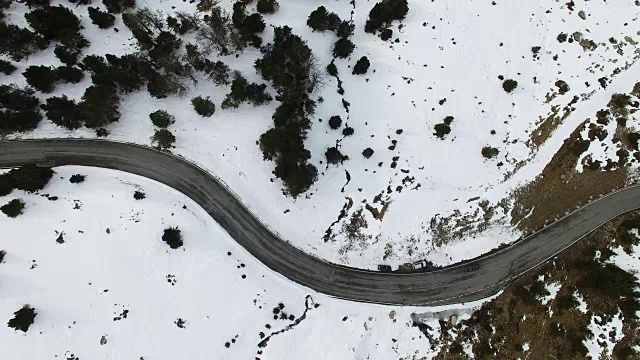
[464,263,480,272]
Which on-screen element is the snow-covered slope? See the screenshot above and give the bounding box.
[0,166,490,359]
[2,0,639,268]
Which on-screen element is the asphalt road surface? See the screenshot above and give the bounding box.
[1,139,638,306]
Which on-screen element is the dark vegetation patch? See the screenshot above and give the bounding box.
[162,226,183,249]
[191,96,216,117]
[133,190,145,200]
[0,84,42,133]
[481,146,499,159]
[69,174,85,183]
[502,79,518,93]
[0,164,54,196]
[0,59,17,75]
[221,72,272,109]
[432,212,640,359]
[152,128,176,150]
[328,115,342,129]
[256,0,279,14]
[364,0,409,35]
[1,198,25,218]
[352,56,370,75]
[149,109,175,128]
[7,304,37,333]
[88,7,115,29]
[256,26,321,197]
[433,116,453,139]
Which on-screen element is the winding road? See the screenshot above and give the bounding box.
[1,139,638,306]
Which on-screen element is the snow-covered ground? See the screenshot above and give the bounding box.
[2,0,640,268]
[0,166,492,359]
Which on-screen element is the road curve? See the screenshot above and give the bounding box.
[1,139,638,306]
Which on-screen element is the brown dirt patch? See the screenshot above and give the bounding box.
[511,121,628,233]
[431,212,640,360]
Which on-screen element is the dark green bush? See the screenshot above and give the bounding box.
[54,45,81,65]
[56,66,84,84]
[256,0,278,14]
[1,199,25,218]
[69,174,85,183]
[364,0,408,34]
[23,65,58,93]
[191,96,216,117]
[7,304,37,332]
[0,60,16,75]
[0,23,49,61]
[133,190,145,200]
[503,79,518,93]
[352,56,370,75]
[149,110,175,128]
[79,84,120,128]
[434,123,451,139]
[152,128,176,150]
[9,165,54,192]
[327,62,338,77]
[102,0,135,14]
[328,115,342,129]
[0,84,42,133]
[221,73,272,109]
[307,6,341,32]
[162,227,183,249]
[88,7,115,28]
[25,5,82,41]
[333,38,355,58]
[42,95,82,130]
[481,146,499,159]
[325,147,347,165]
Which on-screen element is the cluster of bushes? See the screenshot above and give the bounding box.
[0,84,42,133]
[0,23,49,61]
[1,199,25,218]
[185,44,231,85]
[0,59,16,75]
[103,0,136,14]
[231,1,266,48]
[433,116,454,139]
[41,84,120,130]
[195,3,266,55]
[364,0,408,38]
[26,4,91,63]
[69,174,85,183]
[306,6,355,59]
[221,72,272,109]
[88,7,116,29]
[256,0,279,14]
[0,164,54,196]
[149,110,176,150]
[255,26,321,197]
[22,65,84,93]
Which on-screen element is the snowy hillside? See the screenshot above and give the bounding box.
[1,0,639,270]
[0,166,490,359]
